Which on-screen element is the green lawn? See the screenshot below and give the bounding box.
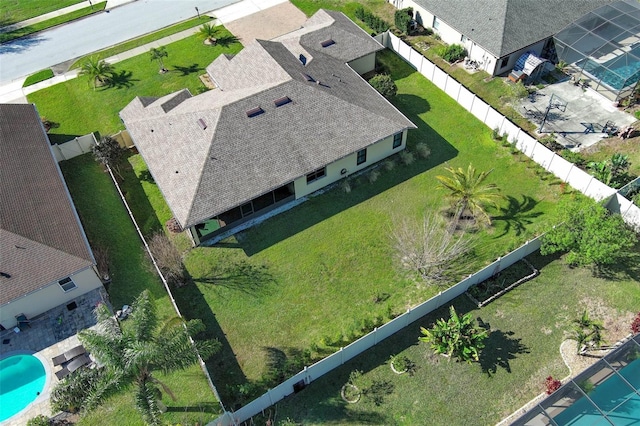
[69,16,214,69]
[28,28,241,144]
[267,251,640,425]
[59,154,221,425]
[0,2,106,43]
[122,49,568,407]
[0,0,84,25]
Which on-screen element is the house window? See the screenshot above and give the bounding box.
[432,16,440,31]
[240,202,254,217]
[306,167,326,184]
[393,132,403,149]
[499,56,509,69]
[356,149,367,165]
[58,277,77,292]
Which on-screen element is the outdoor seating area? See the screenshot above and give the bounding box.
[55,353,92,380]
[52,344,86,366]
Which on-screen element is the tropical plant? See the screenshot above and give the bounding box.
[631,312,640,334]
[26,415,50,426]
[540,196,636,267]
[571,310,606,354]
[369,74,397,99]
[544,376,561,394]
[436,44,466,63]
[394,7,413,34]
[198,22,218,45]
[419,305,488,363]
[436,164,503,228]
[51,290,221,425]
[79,56,114,90]
[587,160,612,185]
[149,46,168,73]
[610,153,631,188]
[92,135,126,179]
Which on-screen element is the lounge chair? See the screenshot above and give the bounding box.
[52,344,86,366]
[55,354,91,380]
[15,313,30,330]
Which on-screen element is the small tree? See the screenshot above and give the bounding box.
[571,310,606,354]
[199,22,218,45]
[540,197,637,267]
[394,7,413,34]
[544,376,562,394]
[419,306,488,363]
[391,214,473,285]
[79,57,114,90]
[148,233,189,287]
[149,46,168,73]
[92,135,126,179]
[369,74,397,99]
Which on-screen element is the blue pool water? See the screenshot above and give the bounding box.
[0,354,46,421]
[554,358,640,426]
[581,45,640,91]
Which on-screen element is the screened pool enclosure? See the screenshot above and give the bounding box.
[554,0,640,101]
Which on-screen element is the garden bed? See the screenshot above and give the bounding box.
[466,259,538,307]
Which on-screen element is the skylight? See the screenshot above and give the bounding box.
[274,96,292,107]
[321,39,335,48]
[197,118,207,130]
[246,107,264,118]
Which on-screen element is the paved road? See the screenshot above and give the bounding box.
[0,0,239,83]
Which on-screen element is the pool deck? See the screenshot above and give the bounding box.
[0,288,109,426]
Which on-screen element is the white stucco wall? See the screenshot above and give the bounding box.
[293,130,407,198]
[348,52,376,75]
[0,267,103,329]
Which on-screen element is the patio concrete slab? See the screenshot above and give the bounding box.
[518,80,636,151]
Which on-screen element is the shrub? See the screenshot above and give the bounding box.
[148,233,189,287]
[353,5,390,34]
[340,178,352,193]
[394,7,413,34]
[368,169,380,183]
[491,127,501,140]
[23,69,54,87]
[369,74,397,99]
[383,158,396,171]
[545,376,562,394]
[632,312,640,334]
[399,150,415,165]
[539,133,563,152]
[560,149,586,166]
[438,44,466,63]
[27,415,50,426]
[416,142,431,159]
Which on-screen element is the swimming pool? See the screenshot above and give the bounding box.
[553,358,640,426]
[0,354,46,421]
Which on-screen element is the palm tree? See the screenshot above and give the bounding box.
[572,310,606,354]
[436,164,503,228]
[419,306,488,364]
[198,22,218,45]
[53,290,220,425]
[149,46,169,73]
[79,57,114,90]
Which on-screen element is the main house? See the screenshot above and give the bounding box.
[396,0,614,76]
[0,104,104,329]
[120,10,416,245]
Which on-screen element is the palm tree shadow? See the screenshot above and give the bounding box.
[478,325,530,377]
[192,260,275,297]
[492,195,543,237]
[216,34,240,47]
[105,70,137,89]
[172,63,202,76]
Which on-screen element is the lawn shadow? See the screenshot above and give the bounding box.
[120,155,163,236]
[192,259,275,297]
[173,282,248,406]
[105,70,137,89]
[236,94,458,256]
[478,327,530,377]
[172,63,202,76]
[592,244,640,281]
[492,195,543,237]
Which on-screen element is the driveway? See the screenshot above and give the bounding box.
[223,1,306,44]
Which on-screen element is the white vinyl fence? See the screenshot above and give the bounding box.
[211,237,542,425]
[210,32,640,425]
[51,133,96,162]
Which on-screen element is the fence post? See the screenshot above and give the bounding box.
[405,308,411,326]
[583,175,594,194]
[374,327,379,344]
[340,347,344,365]
[565,163,574,181]
[546,153,556,171]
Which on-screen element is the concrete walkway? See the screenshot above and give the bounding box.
[0,0,288,104]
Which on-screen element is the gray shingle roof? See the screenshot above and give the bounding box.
[412,0,614,57]
[121,10,415,228]
[0,104,94,305]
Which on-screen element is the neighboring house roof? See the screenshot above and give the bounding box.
[411,0,614,57]
[0,104,94,305]
[121,10,416,228]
